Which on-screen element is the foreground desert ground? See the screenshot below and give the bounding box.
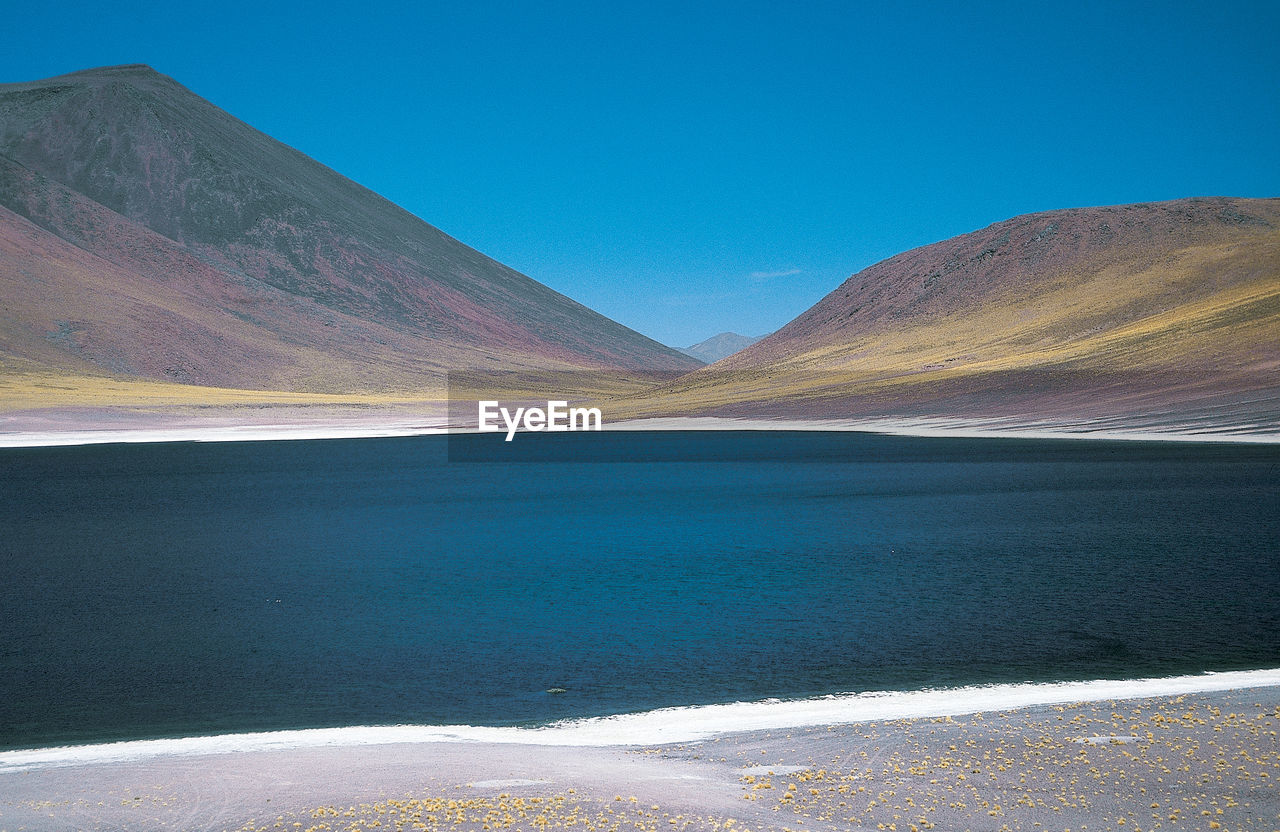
[2,687,1276,832]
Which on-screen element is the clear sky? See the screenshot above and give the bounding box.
[4,1,1278,347]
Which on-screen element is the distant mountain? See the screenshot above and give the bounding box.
[677,332,764,364]
[624,198,1280,432]
[0,65,699,395]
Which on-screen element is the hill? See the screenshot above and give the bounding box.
[0,65,698,405]
[617,198,1280,434]
[677,332,762,364]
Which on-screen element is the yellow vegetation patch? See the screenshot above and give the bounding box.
[0,372,448,412]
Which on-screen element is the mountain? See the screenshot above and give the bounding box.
[621,198,1280,432]
[677,332,764,364]
[0,65,698,399]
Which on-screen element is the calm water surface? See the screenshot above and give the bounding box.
[1,431,1277,749]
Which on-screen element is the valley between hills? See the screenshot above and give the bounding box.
[1,65,1278,442]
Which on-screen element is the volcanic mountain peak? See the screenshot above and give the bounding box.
[0,65,698,397]
[50,63,165,78]
[678,332,764,364]
[2,64,421,250]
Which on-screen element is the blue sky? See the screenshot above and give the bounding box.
[4,1,1278,347]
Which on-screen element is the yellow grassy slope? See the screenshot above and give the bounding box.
[607,211,1280,421]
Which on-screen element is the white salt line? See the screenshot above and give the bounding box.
[2,668,1277,773]
[0,423,447,448]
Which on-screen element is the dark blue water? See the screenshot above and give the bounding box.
[1,431,1278,750]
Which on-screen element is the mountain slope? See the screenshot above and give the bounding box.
[618,198,1280,431]
[678,332,763,364]
[0,64,698,396]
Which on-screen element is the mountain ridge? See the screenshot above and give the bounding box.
[615,196,1280,432]
[0,64,698,398]
[678,332,764,364]
[2,65,1276,436]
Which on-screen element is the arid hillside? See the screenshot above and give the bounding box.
[616,198,1280,432]
[0,64,698,403]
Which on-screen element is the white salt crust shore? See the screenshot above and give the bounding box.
[3,669,1277,773]
[608,416,1280,443]
[0,422,448,448]
[2,414,1278,448]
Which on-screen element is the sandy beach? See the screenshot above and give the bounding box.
[1,683,1276,832]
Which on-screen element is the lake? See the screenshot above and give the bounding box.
[1,431,1277,750]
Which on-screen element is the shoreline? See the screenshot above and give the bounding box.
[5,668,1278,772]
[609,415,1280,443]
[2,682,1277,832]
[2,413,1278,448]
[0,421,448,448]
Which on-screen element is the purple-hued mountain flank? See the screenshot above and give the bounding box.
[0,64,699,395]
